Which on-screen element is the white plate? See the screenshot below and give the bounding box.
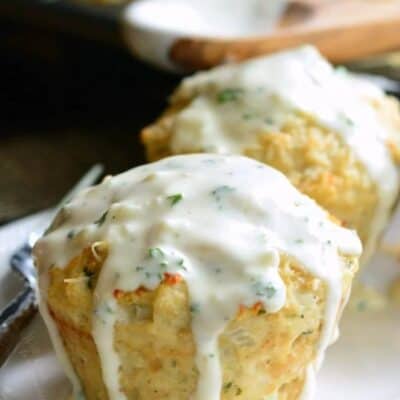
[0,213,399,400]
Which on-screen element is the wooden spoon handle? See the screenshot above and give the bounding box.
[169,0,400,70]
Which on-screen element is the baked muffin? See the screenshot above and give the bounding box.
[141,46,400,263]
[34,154,361,400]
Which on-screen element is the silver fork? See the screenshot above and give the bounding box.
[0,164,104,365]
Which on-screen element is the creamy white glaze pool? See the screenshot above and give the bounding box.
[34,154,361,400]
[168,46,399,263]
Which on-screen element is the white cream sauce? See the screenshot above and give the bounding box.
[168,46,399,263]
[34,154,361,400]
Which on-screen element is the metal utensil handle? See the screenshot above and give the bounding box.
[0,286,36,366]
[0,164,104,365]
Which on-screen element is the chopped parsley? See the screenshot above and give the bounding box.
[236,387,243,396]
[295,239,304,244]
[211,185,235,202]
[190,303,200,314]
[167,193,183,206]
[211,185,235,210]
[148,247,165,259]
[177,259,187,271]
[253,281,277,299]
[357,300,367,312]
[216,88,243,103]
[242,112,255,120]
[340,113,354,127]
[94,302,114,323]
[94,210,108,226]
[223,382,233,391]
[66,230,75,240]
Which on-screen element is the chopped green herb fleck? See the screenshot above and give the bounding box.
[94,210,108,226]
[357,300,367,312]
[167,193,183,206]
[171,360,177,368]
[302,329,314,336]
[208,353,215,358]
[242,112,255,120]
[223,382,233,391]
[67,230,75,239]
[253,281,277,299]
[236,387,243,396]
[190,303,200,314]
[217,88,243,103]
[136,266,144,272]
[326,240,332,246]
[211,185,235,204]
[257,308,266,315]
[264,117,274,124]
[148,247,165,259]
[177,259,187,271]
[145,272,152,279]
[295,239,304,244]
[340,113,354,126]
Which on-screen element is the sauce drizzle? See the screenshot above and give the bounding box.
[34,154,361,400]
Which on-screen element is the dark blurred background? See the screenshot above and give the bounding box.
[2,1,400,225]
[0,17,180,224]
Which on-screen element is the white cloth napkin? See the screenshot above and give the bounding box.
[0,210,71,400]
[0,210,51,309]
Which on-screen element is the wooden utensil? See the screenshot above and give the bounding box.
[124,0,400,71]
[2,0,400,72]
